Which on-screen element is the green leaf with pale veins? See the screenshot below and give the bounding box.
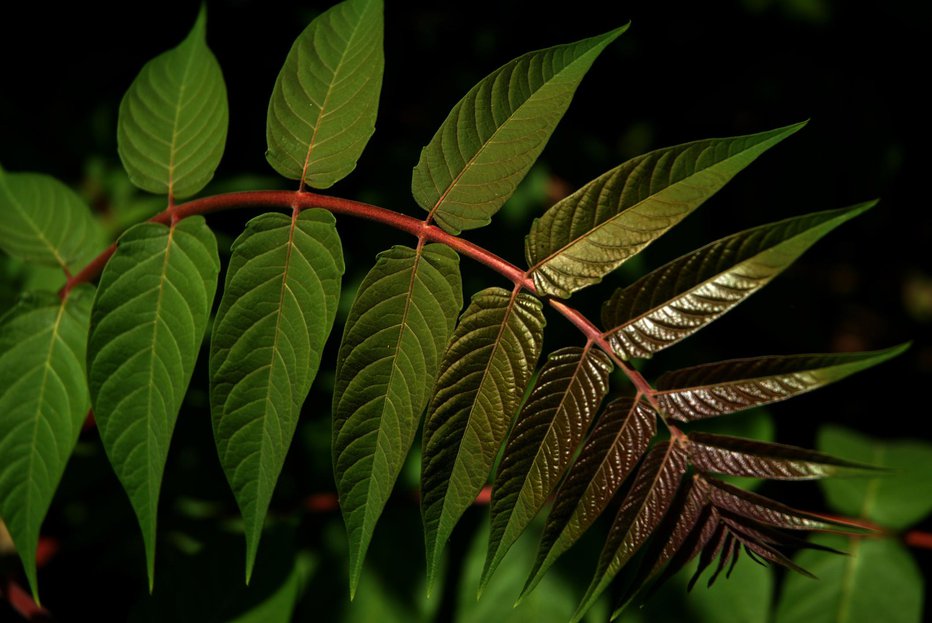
[601,202,874,359]
[210,210,344,581]
[421,287,546,591]
[525,123,806,298]
[266,0,383,188]
[332,243,462,597]
[0,286,93,601]
[654,344,908,421]
[481,345,612,592]
[412,26,627,234]
[521,399,657,599]
[88,217,219,588]
[117,6,228,198]
[0,166,104,271]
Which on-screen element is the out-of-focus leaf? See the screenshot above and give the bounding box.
[412,27,626,234]
[817,425,932,530]
[209,210,343,580]
[421,287,545,590]
[573,441,688,622]
[332,244,462,596]
[525,123,805,298]
[117,7,228,198]
[601,203,872,358]
[482,345,613,591]
[0,166,104,270]
[266,0,383,188]
[0,286,93,600]
[775,534,922,623]
[88,217,219,587]
[655,345,908,421]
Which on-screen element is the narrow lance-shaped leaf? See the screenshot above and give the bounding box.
[421,287,545,591]
[688,432,877,480]
[708,478,852,532]
[266,0,384,188]
[601,202,874,359]
[332,244,462,597]
[88,217,219,588]
[210,210,344,581]
[521,399,656,599]
[117,6,228,198]
[525,122,806,298]
[0,166,104,271]
[655,344,908,421]
[481,345,613,592]
[0,286,93,601]
[572,441,688,623]
[412,26,627,234]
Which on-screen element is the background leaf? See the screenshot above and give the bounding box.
[601,203,872,359]
[0,166,104,271]
[412,26,626,234]
[525,123,805,298]
[421,287,545,589]
[117,7,228,198]
[0,286,93,599]
[482,345,612,590]
[332,243,462,596]
[817,425,932,530]
[266,0,383,188]
[655,345,907,421]
[210,210,343,580]
[88,217,219,586]
[775,534,923,623]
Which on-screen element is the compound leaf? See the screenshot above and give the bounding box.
[210,210,344,581]
[0,166,104,271]
[421,287,545,590]
[332,243,462,597]
[88,217,219,588]
[266,0,383,188]
[522,399,656,598]
[481,345,613,591]
[117,6,228,198]
[601,203,873,359]
[0,286,93,601]
[656,345,908,421]
[413,26,627,234]
[525,123,805,298]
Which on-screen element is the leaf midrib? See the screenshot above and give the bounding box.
[166,34,202,198]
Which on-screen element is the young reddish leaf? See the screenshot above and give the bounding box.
[521,399,656,599]
[600,203,873,359]
[481,345,613,592]
[687,432,877,480]
[707,478,849,532]
[525,123,805,299]
[655,345,908,421]
[420,288,545,592]
[572,440,688,622]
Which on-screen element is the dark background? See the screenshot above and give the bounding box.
[1,0,929,620]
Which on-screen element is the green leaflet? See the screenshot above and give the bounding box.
[0,286,93,601]
[412,26,627,234]
[0,166,104,271]
[601,202,873,359]
[266,0,383,188]
[654,345,908,421]
[117,6,228,198]
[817,426,932,530]
[88,217,219,587]
[775,534,922,623]
[522,399,656,599]
[525,123,805,298]
[421,287,546,591]
[210,210,344,581]
[481,345,612,592]
[332,243,462,597]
